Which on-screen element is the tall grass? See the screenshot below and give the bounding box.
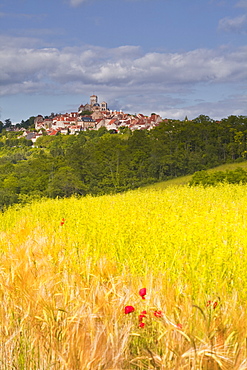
[1,185,247,368]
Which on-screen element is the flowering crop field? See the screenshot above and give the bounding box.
[1,184,247,369]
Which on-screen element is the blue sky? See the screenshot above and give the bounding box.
[0,0,246,123]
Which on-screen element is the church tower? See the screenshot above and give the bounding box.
[90,95,98,106]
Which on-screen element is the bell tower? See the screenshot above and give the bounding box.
[90,95,98,106]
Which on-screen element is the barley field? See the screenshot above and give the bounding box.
[1,184,247,369]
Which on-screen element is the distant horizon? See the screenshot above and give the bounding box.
[1,92,247,126]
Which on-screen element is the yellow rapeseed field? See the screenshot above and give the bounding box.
[0,184,247,369]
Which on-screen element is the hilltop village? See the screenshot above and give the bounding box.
[31,95,163,142]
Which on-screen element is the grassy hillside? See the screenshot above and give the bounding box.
[1,185,247,368]
[146,160,247,189]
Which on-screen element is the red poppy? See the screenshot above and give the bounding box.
[213,301,218,309]
[139,288,147,299]
[154,310,163,318]
[124,306,135,314]
[60,218,65,226]
[177,323,182,330]
[139,322,145,328]
[206,300,212,307]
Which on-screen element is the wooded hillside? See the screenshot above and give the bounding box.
[0,114,247,209]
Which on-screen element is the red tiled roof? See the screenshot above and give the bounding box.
[108,119,117,125]
[48,129,60,136]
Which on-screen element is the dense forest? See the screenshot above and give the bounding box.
[0,114,247,210]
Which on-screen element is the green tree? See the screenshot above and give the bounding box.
[4,119,12,128]
[47,166,87,198]
[193,115,214,123]
[79,110,93,116]
[20,116,35,129]
[3,174,20,193]
[127,130,154,184]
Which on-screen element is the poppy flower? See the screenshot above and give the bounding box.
[124,306,135,314]
[213,301,218,309]
[206,300,212,307]
[154,310,163,318]
[139,322,145,328]
[60,218,65,226]
[177,323,183,330]
[139,288,147,300]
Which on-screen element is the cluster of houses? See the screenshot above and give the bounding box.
[27,95,163,143]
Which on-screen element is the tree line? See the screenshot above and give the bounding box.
[0,114,247,210]
[189,167,247,186]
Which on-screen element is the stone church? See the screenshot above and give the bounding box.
[78,95,108,116]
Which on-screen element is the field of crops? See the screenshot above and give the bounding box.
[1,184,247,369]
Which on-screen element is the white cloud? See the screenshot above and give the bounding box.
[0,35,43,49]
[69,0,88,6]
[171,94,247,121]
[236,0,247,8]
[105,92,247,121]
[218,14,247,33]
[0,40,246,120]
[0,43,246,96]
[0,12,40,20]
